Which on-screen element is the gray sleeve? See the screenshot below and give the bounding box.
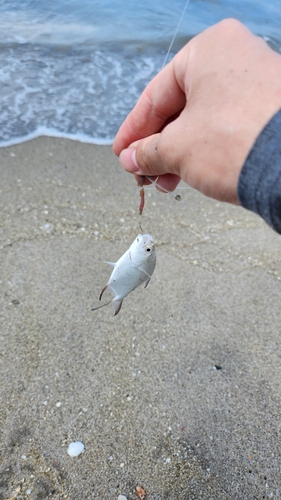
[237,109,281,234]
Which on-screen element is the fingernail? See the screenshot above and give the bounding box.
[119,148,139,173]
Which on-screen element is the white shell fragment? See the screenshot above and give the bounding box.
[67,441,84,457]
[118,495,128,500]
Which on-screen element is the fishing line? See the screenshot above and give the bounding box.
[145,175,183,202]
[142,0,190,208]
[162,0,191,69]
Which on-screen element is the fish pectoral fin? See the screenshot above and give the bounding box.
[137,265,152,281]
[113,300,123,316]
[99,284,108,301]
[91,299,112,312]
[144,278,151,289]
[104,261,116,267]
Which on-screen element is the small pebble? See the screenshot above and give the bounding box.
[136,486,146,499]
[56,402,61,407]
[118,495,128,500]
[67,441,84,457]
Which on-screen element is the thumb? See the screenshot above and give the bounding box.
[119,134,167,177]
[119,134,182,193]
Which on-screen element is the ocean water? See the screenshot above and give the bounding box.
[0,0,281,147]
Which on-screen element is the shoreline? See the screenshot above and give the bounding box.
[1,135,281,499]
[0,131,114,149]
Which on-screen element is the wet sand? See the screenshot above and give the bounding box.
[1,137,281,499]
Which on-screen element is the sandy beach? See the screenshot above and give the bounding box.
[1,136,281,500]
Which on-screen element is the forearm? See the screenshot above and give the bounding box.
[238,109,281,234]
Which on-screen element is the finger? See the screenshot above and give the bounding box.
[113,58,186,155]
[135,174,158,186]
[151,173,181,193]
[119,115,184,173]
[134,173,181,193]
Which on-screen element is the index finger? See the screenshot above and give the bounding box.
[113,57,186,156]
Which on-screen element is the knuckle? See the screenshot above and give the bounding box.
[216,18,245,35]
[137,136,166,174]
[137,141,157,174]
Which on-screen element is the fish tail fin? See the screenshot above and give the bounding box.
[91,299,123,316]
[91,299,112,312]
[99,284,108,301]
[113,300,123,316]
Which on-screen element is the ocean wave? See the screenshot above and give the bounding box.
[0,0,281,147]
[0,0,192,47]
[0,43,162,147]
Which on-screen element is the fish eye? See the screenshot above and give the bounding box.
[146,248,151,252]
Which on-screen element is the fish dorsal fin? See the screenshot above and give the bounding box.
[104,261,116,267]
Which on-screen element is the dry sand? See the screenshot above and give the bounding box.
[1,137,281,499]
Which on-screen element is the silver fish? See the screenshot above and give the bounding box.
[92,233,156,316]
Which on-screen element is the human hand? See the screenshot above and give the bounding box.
[113,19,281,204]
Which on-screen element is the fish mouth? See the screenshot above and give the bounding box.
[138,233,154,246]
